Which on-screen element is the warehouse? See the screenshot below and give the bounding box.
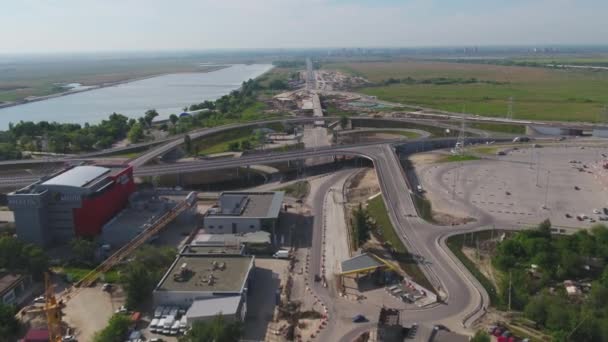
[203,191,284,235]
[153,247,255,315]
[7,165,135,246]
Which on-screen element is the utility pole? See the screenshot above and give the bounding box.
[455,112,467,155]
[508,270,512,312]
[543,170,551,210]
[507,96,514,121]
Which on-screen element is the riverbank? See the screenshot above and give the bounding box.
[0,65,229,110]
[0,64,273,128]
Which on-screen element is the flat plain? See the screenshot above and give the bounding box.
[325,60,608,122]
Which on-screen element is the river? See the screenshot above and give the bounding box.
[0,64,273,129]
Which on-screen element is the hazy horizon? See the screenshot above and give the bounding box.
[1,0,607,54]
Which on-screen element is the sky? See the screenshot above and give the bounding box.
[1,0,607,53]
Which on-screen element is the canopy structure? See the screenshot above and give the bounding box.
[340,253,399,276]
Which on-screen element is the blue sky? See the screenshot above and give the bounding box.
[1,0,606,53]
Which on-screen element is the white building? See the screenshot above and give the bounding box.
[203,192,284,235]
[152,245,255,327]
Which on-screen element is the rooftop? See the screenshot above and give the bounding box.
[186,296,241,319]
[181,244,244,256]
[42,165,110,188]
[0,272,24,295]
[192,231,272,246]
[156,255,254,293]
[341,253,385,275]
[208,191,284,218]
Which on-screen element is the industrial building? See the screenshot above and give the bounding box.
[203,191,284,235]
[153,245,255,324]
[0,272,32,306]
[7,165,135,246]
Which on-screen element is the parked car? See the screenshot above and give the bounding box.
[352,314,368,323]
[102,283,112,292]
[33,296,45,304]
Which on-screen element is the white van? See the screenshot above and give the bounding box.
[170,320,181,335]
[154,306,164,318]
[163,315,175,335]
[273,250,290,259]
[179,316,187,334]
[149,318,159,333]
[157,318,166,334]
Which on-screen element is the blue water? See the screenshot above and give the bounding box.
[0,64,273,129]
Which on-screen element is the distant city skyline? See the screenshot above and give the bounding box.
[1,0,607,54]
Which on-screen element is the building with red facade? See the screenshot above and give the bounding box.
[8,165,135,246]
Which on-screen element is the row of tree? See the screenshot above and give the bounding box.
[4,108,161,155]
[0,236,48,280]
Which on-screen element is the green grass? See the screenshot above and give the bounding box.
[325,60,608,122]
[370,129,421,139]
[446,233,502,308]
[412,195,434,222]
[108,151,141,158]
[438,154,481,163]
[350,118,458,138]
[61,267,121,283]
[279,181,310,199]
[469,122,526,134]
[471,146,500,155]
[367,195,433,290]
[198,135,255,155]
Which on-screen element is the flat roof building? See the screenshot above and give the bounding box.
[203,191,284,235]
[8,165,135,246]
[153,244,255,327]
[153,247,255,311]
[0,272,32,307]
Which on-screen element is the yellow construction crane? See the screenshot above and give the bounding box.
[25,192,197,339]
[44,273,63,342]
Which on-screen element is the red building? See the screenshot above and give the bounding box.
[8,165,136,246]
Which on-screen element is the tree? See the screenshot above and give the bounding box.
[0,304,19,338]
[143,109,159,128]
[123,262,153,308]
[180,315,242,342]
[340,115,348,130]
[93,314,131,342]
[70,238,96,264]
[470,331,491,342]
[353,203,371,247]
[184,134,192,154]
[268,79,288,90]
[127,123,144,143]
[169,114,179,126]
[122,246,176,308]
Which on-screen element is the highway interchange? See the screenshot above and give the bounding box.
[3,67,601,340]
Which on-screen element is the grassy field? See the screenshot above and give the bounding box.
[370,129,421,139]
[469,122,526,134]
[279,181,310,199]
[438,154,481,163]
[60,267,121,283]
[0,57,224,103]
[446,233,502,308]
[366,195,433,290]
[325,60,608,122]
